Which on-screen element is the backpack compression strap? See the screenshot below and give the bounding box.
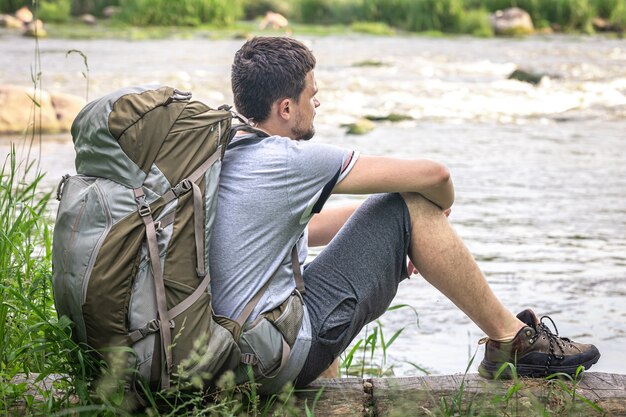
[131,145,224,389]
[134,187,174,389]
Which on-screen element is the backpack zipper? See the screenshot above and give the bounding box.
[81,179,113,305]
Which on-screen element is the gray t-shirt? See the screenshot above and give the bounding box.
[209,133,357,389]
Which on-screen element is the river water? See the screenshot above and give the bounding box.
[1,32,625,377]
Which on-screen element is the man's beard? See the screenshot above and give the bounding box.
[291,125,315,141]
[291,111,316,141]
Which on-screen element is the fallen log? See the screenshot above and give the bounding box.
[9,372,626,416]
[301,372,626,416]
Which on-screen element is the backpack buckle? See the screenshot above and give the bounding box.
[134,193,152,217]
[172,179,192,198]
[146,319,160,333]
[137,201,151,217]
[241,353,258,366]
[143,319,174,335]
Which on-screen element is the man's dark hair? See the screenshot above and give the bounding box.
[231,37,316,123]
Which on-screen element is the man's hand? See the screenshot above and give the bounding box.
[407,207,451,276]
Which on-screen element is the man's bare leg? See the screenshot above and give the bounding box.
[402,193,524,341]
[317,358,339,378]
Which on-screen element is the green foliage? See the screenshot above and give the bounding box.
[39,0,71,23]
[240,0,292,20]
[0,151,52,372]
[540,0,594,32]
[0,0,29,14]
[0,148,91,414]
[294,0,364,24]
[610,0,626,28]
[1,0,618,34]
[293,0,475,34]
[591,0,622,18]
[546,366,606,414]
[117,0,243,27]
[358,0,466,32]
[465,0,597,31]
[70,0,121,16]
[350,21,395,35]
[459,7,494,36]
[340,304,423,378]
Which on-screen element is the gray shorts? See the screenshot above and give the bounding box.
[296,193,411,387]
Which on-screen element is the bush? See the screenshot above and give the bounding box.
[198,0,243,25]
[118,0,243,26]
[591,0,622,18]
[540,0,594,31]
[356,0,465,32]
[350,21,395,35]
[0,0,29,14]
[466,0,596,32]
[70,0,121,17]
[460,8,493,36]
[610,0,626,28]
[405,0,465,32]
[293,0,335,24]
[241,0,293,20]
[38,0,72,22]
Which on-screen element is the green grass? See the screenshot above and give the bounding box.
[340,304,423,378]
[0,147,81,415]
[349,21,396,35]
[42,19,401,40]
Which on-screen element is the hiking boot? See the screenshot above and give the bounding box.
[478,308,600,378]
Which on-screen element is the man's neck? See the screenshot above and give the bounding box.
[255,120,292,139]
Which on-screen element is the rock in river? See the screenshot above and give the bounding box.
[0,85,85,135]
[490,7,534,36]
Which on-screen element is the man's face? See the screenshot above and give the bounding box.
[290,71,320,141]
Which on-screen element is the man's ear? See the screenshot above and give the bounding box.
[277,98,292,121]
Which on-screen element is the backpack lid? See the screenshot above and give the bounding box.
[71,85,189,189]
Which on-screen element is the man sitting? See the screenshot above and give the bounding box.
[208,36,600,393]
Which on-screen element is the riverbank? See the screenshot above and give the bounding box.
[0,16,623,41]
[0,18,478,41]
[40,20,405,40]
[3,0,626,38]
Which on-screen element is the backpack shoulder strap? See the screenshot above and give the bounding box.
[235,245,304,329]
[291,246,305,294]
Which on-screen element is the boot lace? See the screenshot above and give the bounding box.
[530,315,572,374]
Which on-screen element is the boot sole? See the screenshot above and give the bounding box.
[478,353,601,379]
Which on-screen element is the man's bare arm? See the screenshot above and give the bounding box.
[333,155,454,209]
[308,203,361,247]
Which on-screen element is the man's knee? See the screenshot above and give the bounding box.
[400,192,445,220]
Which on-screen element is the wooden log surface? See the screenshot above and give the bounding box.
[303,372,626,416]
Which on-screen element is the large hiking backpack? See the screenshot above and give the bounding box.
[52,85,278,394]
